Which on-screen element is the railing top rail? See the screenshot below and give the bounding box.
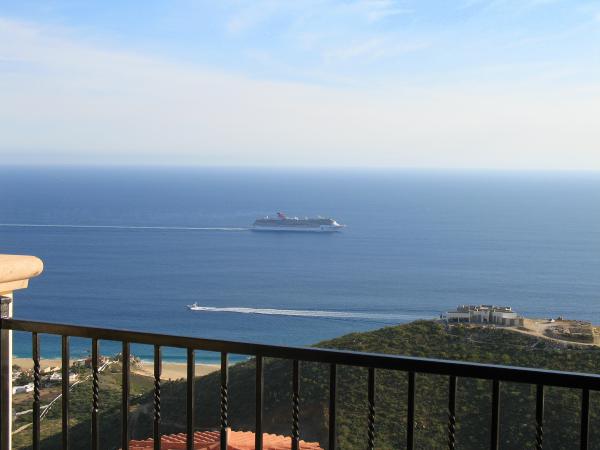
[3,318,600,390]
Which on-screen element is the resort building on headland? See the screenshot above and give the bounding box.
[443,305,523,326]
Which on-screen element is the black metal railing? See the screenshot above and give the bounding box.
[1,317,600,450]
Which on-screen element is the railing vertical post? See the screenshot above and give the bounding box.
[367,367,375,450]
[0,295,13,450]
[292,359,300,450]
[91,338,100,450]
[121,342,130,450]
[186,348,195,450]
[491,380,500,450]
[153,345,161,450]
[448,375,457,450]
[61,335,70,450]
[407,371,415,450]
[255,355,264,450]
[580,388,590,450]
[220,352,229,450]
[32,332,40,450]
[329,363,337,450]
[535,384,544,450]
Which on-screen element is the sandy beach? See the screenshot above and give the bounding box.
[133,361,219,380]
[12,358,219,381]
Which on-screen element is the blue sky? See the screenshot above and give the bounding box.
[1,1,599,168]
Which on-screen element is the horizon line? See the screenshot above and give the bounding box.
[3,163,600,174]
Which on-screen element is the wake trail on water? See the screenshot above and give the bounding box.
[0,223,249,231]
[187,306,426,322]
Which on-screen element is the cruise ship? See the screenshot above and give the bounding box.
[252,212,345,232]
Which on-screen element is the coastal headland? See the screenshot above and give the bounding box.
[444,316,600,346]
[442,304,599,345]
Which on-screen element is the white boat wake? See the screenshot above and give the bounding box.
[0,223,249,231]
[186,305,424,321]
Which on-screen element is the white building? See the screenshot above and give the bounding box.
[48,372,79,383]
[491,308,520,325]
[12,383,34,394]
[49,372,62,382]
[443,305,522,326]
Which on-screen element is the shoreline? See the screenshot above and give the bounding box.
[12,358,220,381]
[134,361,220,380]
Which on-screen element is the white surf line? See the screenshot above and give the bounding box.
[187,305,425,321]
[0,223,249,231]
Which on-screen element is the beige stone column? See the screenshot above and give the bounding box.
[0,255,43,450]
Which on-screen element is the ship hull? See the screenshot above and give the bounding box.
[252,225,344,232]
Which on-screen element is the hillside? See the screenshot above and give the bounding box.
[36,321,600,449]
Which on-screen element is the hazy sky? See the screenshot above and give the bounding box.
[1,1,599,168]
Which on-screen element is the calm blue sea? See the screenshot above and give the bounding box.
[2,167,600,362]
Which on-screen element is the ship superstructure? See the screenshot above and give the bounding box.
[252,212,345,232]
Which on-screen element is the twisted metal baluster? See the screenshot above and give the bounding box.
[292,360,300,450]
[448,376,457,450]
[91,338,99,450]
[154,345,161,450]
[220,383,228,430]
[490,379,500,450]
[536,423,543,450]
[32,332,41,450]
[220,352,229,450]
[535,384,544,450]
[367,368,375,450]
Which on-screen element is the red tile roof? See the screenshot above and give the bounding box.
[129,430,323,450]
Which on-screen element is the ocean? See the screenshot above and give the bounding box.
[2,167,600,362]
